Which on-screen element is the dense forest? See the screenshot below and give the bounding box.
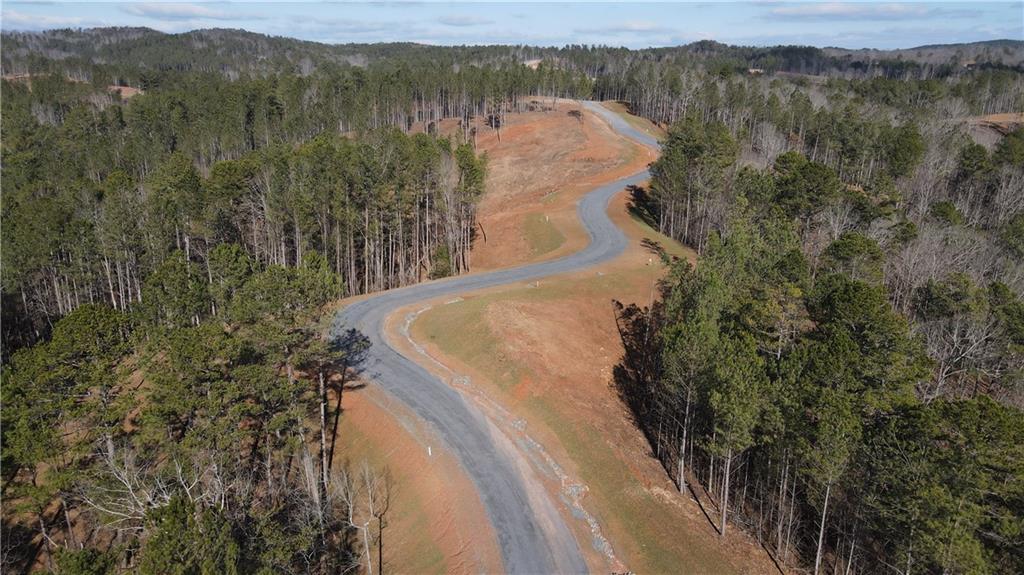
[612,38,1024,575]
[2,27,1023,574]
[1,28,524,573]
[1,40,539,349]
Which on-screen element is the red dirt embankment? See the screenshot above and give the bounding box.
[330,385,502,574]
[389,103,783,574]
[468,99,657,271]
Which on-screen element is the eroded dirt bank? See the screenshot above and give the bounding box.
[339,101,781,574]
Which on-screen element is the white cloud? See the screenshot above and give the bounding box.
[121,3,241,22]
[319,19,393,34]
[1,9,95,29]
[437,15,493,27]
[766,2,979,22]
[575,20,676,36]
[278,16,400,41]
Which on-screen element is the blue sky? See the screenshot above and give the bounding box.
[2,2,1022,49]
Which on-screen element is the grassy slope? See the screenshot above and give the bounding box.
[413,98,775,569]
[523,212,566,256]
[369,102,776,574]
[414,208,769,574]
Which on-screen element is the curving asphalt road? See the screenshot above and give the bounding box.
[330,101,660,574]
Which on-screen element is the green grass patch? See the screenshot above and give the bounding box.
[416,297,523,391]
[527,397,736,574]
[541,191,560,204]
[392,506,447,574]
[523,213,566,257]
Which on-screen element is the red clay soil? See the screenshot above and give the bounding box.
[468,99,657,271]
[331,385,503,574]
[970,112,1024,132]
[108,85,143,98]
[349,102,782,574]
[389,103,785,573]
[403,190,782,574]
[2,74,144,98]
[964,112,1023,148]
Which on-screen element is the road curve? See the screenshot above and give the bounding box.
[330,101,660,574]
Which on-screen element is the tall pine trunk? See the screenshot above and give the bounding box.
[318,368,329,495]
[720,448,732,537]
[814,481,832,575]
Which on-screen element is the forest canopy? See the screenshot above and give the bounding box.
[2,27,1023,574]
[613,42,1023,575]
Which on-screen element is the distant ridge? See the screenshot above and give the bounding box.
[3,27,1022,79]
[823,39,1024,67]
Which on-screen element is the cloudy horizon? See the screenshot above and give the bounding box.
[1,1,1021,50]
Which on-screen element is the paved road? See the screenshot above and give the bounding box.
[331,101,660,574]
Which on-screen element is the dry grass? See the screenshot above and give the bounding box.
[469,99,656,271]
[366,102,777,574]
[409,194,775,574]
[600,100,669,140]
[523,213,566,256]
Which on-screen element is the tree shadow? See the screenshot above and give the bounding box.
[327,328,371,470]
[329,327,371,370]
[609,298,721,536]
[2,520,42,575]
[626,184,659,229]
[610,299,665,464]
[687,481,722,536]
[758,538,788,575]
[641,238,667,259]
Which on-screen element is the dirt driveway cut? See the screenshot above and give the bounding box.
[333,101,781,574]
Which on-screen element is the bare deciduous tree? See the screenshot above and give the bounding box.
[338,462,392,575]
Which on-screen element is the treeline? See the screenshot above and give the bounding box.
[6,43,584,349]
[591,61,1023,155]
[1,29,594,349]
[0,31,526,572]
[1,27,603,351]
[2,28,557,79]
[643,114,933,251]
[455,39,1023,82]
[6,29,1019,95]
[2,241,395,573]
[1,57,586,161]
[605,57,1024,294]
[616,107,1024,573]
[3,122,486,348]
